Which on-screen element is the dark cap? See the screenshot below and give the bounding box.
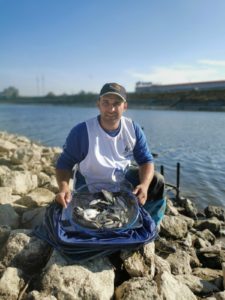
[99,83,127,102]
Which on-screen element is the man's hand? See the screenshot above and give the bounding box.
[55,191,71,208]
[133,183,148,205]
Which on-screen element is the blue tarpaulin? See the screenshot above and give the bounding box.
[34,201,157,262]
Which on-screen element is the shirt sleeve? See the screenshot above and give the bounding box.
[56,122,88,170]
[132,121,154,165]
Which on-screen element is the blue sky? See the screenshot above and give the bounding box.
[1,0,225,96]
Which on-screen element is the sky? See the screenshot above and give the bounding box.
[1,0,225,96]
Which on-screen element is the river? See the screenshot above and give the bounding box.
[0,103,225,210]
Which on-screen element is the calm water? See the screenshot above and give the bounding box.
[0,103,225,210]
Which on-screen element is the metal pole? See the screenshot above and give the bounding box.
[160,165,164,176]
[176,162,180,200]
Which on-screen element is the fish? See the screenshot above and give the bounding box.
[72,189,133,230]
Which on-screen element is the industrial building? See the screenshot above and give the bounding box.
[135,80,225,93]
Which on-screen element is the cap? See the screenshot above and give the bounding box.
[99,83,127,102]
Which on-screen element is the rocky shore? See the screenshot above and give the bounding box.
[0,131,225,300]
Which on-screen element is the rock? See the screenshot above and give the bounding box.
[0,138,17,152]
[192,267,223,281]
[115,277,160,300]
[21,207,46,229]
[27,290,57,300]
[40,257,115,300]
[0,204,19,229]
[0,267,25,300]
[166,249,192,275]
[165,199,179,216]
[160,215,188,239]
[154,254,171,274]
[0,225,11,247]
[205,206,225,221]
[222,262,225,289]
[194,218,221,235]
[181,198,198,219]
[1,170,38,194]
[175,274,220,296]
[1,230,52,274]
[0,187,12,204]
[16,188,55,208]
[10,146,42,165]
[156,271,197,300]
[197,245,225,269]
[120,243,155,279]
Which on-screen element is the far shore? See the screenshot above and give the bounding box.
[1,88,225,112]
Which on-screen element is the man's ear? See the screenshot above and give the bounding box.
[124,102,128,110]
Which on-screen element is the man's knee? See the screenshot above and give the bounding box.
[148,171,165,201]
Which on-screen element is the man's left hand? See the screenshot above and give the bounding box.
[133,184,148,205]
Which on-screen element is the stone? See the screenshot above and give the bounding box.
[0,204,19,229]
[156,271,197,300]
[1,170,38,194]
[166,249,192,275]
[192,267,223,281]
[0,187,12,204]
[1,230,52,274]
[0,225,11,247]
[175,274,220,296]
[26,290,57,300]
[21,207,46,229]
[115,277,160,300]
[160,215,188,239]
[222,262,225,289]
[40,257,115,300]
[205,206,225,221]
[120,243,155,279]
[16,188,55,208]
[182,198,198,219]
[0,138,17,152]
[154,254,171,274]
[194,218,221,235]
[0,267,25,300]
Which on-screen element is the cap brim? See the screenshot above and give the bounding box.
[100,92,126,102]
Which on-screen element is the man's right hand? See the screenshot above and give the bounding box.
[55,191,71,208]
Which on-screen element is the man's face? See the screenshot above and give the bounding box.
[97,94,127,123]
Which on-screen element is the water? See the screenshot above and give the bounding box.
[0,103,225,210]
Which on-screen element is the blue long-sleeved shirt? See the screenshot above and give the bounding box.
[56,117,153,170]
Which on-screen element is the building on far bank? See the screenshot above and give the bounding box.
[135,80,225,93]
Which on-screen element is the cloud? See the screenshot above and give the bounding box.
[128,61,225,85]
[198,59,225,67]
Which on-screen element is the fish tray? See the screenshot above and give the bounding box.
[61,182,141,232]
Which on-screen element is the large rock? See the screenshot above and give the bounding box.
[175,274,220,296]
[10,146,42,165]
[160,215,188,239]
[166,249,192,275]
[40,256,115,300]
[205,206,225,221]
[21,207,46,229]
[0,225,11,247]
[1,170,38,194]
[27,290,57,300]
[115,277,160,300]
[0,187,13,204]
[194,218,221,235]
[156,271,197,300]
[0,267,25,300]
[0,204,19,229]
[16,188,55,208]
[0,138,17,152]
[0,230,52,274]
[120,243,155,279]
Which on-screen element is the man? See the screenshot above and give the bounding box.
[55,82,166,226]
